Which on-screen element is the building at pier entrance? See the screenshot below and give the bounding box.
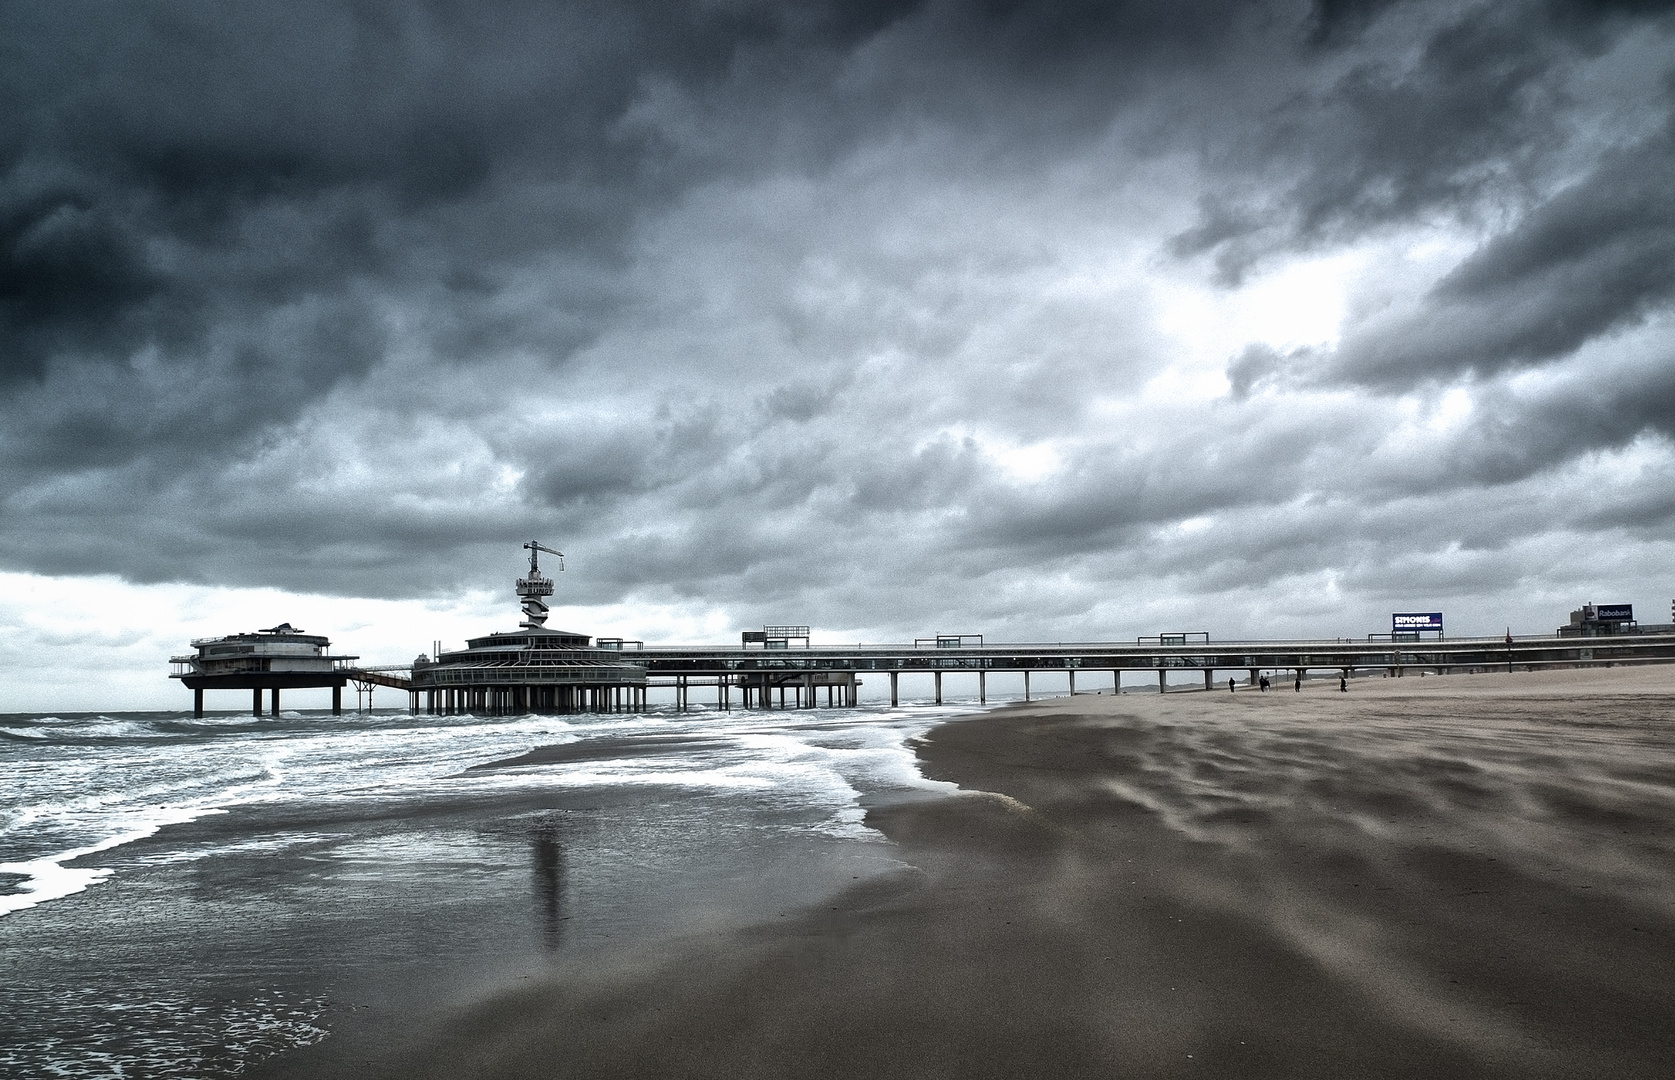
[411,541,647,714]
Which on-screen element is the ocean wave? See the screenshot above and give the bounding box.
[0,703,973,917]
[0,803,230,916]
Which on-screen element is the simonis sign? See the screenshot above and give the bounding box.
[1392,612,1444,632]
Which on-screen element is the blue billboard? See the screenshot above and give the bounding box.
[1392,612,1443,632]
[1595,604,1633,622]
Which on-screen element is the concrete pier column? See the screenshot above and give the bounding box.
[194,688,204,718]
[1024,670,1031,702]
[1114,670,1122,695]
[332,684,342,715]
[1158,670,1166,694]
[252,688,262,716]
[934,671,942,705]
[890,671,899,707]
[1248,668,1259,687]
[270,688,281,716]
[979,670,986,703]
[1204,670,1213,691]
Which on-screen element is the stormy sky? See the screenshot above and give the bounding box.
[4,0,1675,708]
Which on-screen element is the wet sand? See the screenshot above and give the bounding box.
[256,666,1675,1078]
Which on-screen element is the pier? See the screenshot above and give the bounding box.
[176,628,1675,716]
[171,544,1675,716]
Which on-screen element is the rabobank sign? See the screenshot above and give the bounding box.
[1392,612,1444,632]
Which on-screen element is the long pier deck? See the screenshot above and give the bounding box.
[622,629,1675,708]
[346,630,1675,713]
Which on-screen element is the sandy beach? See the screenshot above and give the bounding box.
[255,666,1675,1079]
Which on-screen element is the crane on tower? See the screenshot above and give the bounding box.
[524,540,564,577]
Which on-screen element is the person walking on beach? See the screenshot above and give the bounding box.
[1229,677,1236,693]
[1340,674,1348,692]
[1294,673,1301,692]
[1259,675,1269,692]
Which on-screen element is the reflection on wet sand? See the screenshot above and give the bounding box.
[531,821,567,949]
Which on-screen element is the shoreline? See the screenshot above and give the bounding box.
[254,665,1675,1078]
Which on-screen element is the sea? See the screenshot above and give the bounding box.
[0,701,981,1078]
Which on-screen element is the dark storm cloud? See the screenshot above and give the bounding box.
[0,1,1163,452]
[1180,0,1675,280]
[0,1,922,457]
[1332,116,1675,387]
[2,0,1673,641]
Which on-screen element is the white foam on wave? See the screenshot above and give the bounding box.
[1,716,156,742]
[0,804,227,915]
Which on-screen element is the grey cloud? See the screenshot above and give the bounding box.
[1177,0,1675,283]
[1225,343,1323,399]
[1330,119,1675,388]
[3,0,1673,648]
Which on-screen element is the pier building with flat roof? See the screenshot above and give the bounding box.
[170,623,357,716]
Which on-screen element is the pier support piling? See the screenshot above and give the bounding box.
[1069,669,1077,696]
[194,688,204,718]
[934,671,942,705]
[1158,670,1166,695]
[890,671,899,707]
[1024,670,1031,702]
[979,670,986,703]
[332,684,341,715]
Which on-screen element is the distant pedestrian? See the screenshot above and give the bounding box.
[1229,677,1236,693]
[1259,675,1269,692]
[1294,674,1301,692]
[1339,675,1348,692]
